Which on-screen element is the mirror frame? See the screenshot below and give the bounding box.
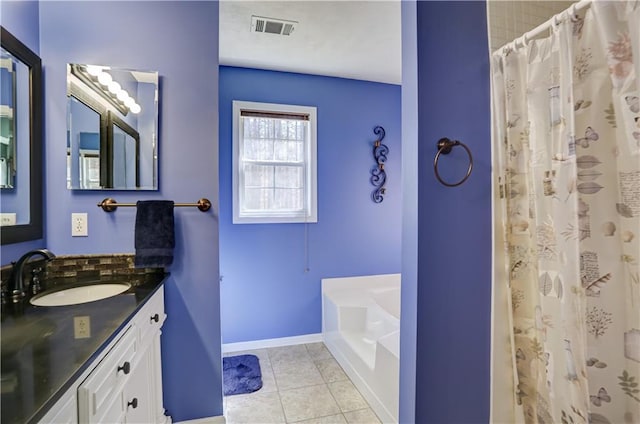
[0,26,43,245]
[67,85,108,189]
[105,110,140,188]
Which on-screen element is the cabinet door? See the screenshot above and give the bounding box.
[149,331,170,423]
[78,327,137,423]
[133,286,169,423]
[136,286,165,347]
[123,346,153,424]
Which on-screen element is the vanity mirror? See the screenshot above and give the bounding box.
[66,63,158,190]
[0,26,43,245]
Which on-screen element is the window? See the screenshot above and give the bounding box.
[233,101,317,224]
[79,149,101,189]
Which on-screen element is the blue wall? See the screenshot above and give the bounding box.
[1,2,495,421]
[39,2,222,421]
[219,66,402,343]
[401,1,492,422]
[0,1,39,53]
[0,0,45,260]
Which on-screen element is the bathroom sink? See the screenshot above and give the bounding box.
[30,283,131,307]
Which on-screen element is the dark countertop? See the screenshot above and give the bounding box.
[0,272,167,424]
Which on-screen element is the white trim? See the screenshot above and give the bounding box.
[174,416,226,424]
[222,333,323,354]
[232,100,318,224]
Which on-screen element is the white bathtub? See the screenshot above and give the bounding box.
[322,274,400,423]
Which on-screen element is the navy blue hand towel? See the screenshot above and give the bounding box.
[134,200,175,268]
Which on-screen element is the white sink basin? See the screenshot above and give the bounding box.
[30,283,131,307]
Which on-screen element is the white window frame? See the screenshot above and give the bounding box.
[232,100,317,224]
[78,148,101,189]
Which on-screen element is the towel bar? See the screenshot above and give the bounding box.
[98,198,211,212]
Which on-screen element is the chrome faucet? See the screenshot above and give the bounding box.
[11,249,56,301]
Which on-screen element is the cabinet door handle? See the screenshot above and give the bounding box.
[150,313,160,323]
[117,361,131,375]
[128,398,138,409]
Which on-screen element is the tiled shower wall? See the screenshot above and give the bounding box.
[487,1,575,52]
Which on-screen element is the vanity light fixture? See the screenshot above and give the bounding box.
[70,64,142,115]
[97,71,112,86]
[107,81,121,94]
[117,89,129,102]
[86,65,102,76]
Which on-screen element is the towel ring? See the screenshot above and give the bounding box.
[433,138,473,187]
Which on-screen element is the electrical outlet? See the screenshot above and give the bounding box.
[0,213,16,226]
[71,213,88,237]
[73,316,91,339]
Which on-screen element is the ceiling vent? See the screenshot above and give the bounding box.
[251,15,297,36]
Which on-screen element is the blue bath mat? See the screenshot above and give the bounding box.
[223,354,263,396]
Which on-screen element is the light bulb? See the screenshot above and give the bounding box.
[97,72,112,86]
[130,103,141,114]
[117,89,129,102]
[124,97,135,108]
[86,65,102,76]
[107,81,121,94]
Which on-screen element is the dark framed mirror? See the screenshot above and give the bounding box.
[0,26,43,245]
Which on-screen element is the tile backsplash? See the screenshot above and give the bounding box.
[1,254,162,291]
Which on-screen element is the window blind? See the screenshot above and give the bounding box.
[240,110,310,121]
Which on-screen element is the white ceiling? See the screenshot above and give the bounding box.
[219,1,402,85]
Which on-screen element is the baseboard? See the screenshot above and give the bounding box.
[174,415,225,424]
[222,333,323,353]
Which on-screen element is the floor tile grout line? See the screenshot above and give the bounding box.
[272,344,313,424]
[276,382,289,423]
[306,343,369,418]
[287,411,350,424]
[225,343,380,424]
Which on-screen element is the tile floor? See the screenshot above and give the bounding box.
[223,343,382,424]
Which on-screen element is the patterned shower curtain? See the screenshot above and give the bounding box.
[491,2,639,423]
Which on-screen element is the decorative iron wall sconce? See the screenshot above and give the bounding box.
[370,126,388,203]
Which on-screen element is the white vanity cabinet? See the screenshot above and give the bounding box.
[128,284,168,424]
[38,286,168,424]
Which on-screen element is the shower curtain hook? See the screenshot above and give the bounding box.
[553,13,562,26]
[570,3,577,16]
